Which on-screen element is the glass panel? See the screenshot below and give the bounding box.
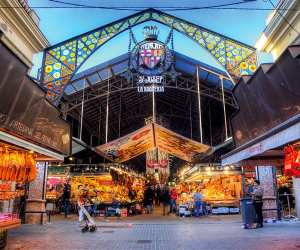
[87,74,100,85]
[112,60,128,75]
[64,84,76,95]
[72,79,85,91]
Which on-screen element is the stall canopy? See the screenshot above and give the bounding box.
[95,123,211,163]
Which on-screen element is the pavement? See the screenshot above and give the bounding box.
[6,207,300,250]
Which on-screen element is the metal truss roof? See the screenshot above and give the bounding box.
[40,8,257,104]
[62,51,237,151]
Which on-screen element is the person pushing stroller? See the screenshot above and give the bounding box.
[78,189,96,232]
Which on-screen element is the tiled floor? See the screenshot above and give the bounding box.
[6,211,300,250]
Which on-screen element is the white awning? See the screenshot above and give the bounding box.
[72,137,88,154]
[0,130,65,161]
[222,116,300,165]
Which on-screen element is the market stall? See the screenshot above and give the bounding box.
[46,164,145,217]
[0,142,38,247]
[177,166,242,215]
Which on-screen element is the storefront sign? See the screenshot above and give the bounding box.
[137,76,165,92]
[48,166,68,175]
[0,42,70,155]
[240,159,283,167]
[146,160,168,168]
[248,143,262,155]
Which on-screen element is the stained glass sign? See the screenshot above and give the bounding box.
[41,8,257,104]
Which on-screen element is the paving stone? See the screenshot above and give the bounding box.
[6,215,300,250]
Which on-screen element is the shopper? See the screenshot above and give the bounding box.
[161,186,170,216]
[193,188,203,217]
[247,179,254,195]
[154,185,161,207]
[128,188,137,201]
[143,186,154,214]
[62,179,71,218]
[92,190,101,217]
[252,180,264,228]
[83,183,89,192]
[169,187,178,214]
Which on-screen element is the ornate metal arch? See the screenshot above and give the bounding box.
[41,8,257,104]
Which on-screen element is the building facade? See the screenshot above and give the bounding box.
[0,0,48,67]
[0,1,70,229]
[256,0,300,59]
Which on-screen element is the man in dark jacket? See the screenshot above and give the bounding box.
[143,186,154,214]
[160,186,170,216]
[62,180,71,218]
[252,180,264,228]
[154,185,161,206]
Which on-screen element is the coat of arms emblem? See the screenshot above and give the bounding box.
[139,41,164,69]
[128,25,178,92]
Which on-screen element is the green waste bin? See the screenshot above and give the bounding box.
[240,198,256,229]
[0,230,7,249]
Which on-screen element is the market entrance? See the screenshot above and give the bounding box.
[45,50,243,219]
[41,8,257,221]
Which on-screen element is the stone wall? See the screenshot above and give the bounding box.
[257,166,279,219]
[25,162,48,224]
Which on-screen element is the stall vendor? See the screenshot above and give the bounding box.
[193,188,203,217]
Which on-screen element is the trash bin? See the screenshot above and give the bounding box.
[240,198,256,229]
[0,230,7,249]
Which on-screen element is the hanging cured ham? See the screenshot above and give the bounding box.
[0,147,37,183]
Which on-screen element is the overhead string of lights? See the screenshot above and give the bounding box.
[2,0,300,12]
[39,0,261,10]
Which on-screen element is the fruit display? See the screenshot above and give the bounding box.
[46,166,145,205]
[277,175,291,187]
[177,175,242,206]
[70,174,144,203]
[131,178,145,202]
[46,176,66,199]
[0,179,25,201]
[0,190,25,200]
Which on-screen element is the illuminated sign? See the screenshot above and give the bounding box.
[137,75,164,92]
